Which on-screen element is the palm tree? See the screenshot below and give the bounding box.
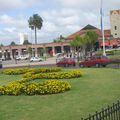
[28,14,43,44]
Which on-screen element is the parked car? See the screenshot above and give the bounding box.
[56,58,76,67]
[1,57,6,61]
[0,59,3,68]
[30,57,44,62]
[16,55,28,60]
[79,55,111,68]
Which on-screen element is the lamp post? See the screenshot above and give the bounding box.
[30,25,34,57]
[100,0,106,56]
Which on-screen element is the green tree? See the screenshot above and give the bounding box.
[70,35,85,61]
[84,31,98,56]
[53,35,65,43]
[10,41,16,46]
[27,47,32,57]
[28,14,43,44]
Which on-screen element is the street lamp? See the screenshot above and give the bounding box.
[100,0,106,56]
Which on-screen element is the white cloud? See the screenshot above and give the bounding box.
[43,22,57,32]
[0,0,26,11]
[4,27,16,33]
[0,0,120,45]
[0,0,43,12]
[0,14,27,29]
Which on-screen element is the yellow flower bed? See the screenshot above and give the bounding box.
[0,80,71,96]
[23,70,82,79]
[2,67,62,75]
[0,68,83,96]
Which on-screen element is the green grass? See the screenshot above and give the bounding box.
[0,68,120,120]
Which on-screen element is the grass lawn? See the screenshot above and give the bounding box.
[0,68,120,120]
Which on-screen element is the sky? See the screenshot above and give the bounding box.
[0,0,120,45]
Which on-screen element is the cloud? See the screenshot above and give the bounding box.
[0,0,120,45]
[0,0,43,12]
[4,27,16,33]
[0,14,27,29]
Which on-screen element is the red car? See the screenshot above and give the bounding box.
[79,55,111,67]
[56,58,76,67]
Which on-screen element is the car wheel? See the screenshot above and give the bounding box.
[57,64,60,67]
[67,64,69,67]
[79,64,84,68]
[102,64,106,67]
[73,63,76,66]
[64,64,66,67]
[95,63,100,68]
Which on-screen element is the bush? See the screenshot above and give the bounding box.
[2,68,62,75]
[23,70,82,79]
[0,80,71,96]
[0,68,83,96]
[1,83,25,95]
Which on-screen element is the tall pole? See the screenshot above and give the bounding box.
[31,28,34,57]
[100,0,106,56]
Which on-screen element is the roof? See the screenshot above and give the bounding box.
[110,9,120,15]
[81,24,97,30]
[65,24,112,41]
[65,24,101,40]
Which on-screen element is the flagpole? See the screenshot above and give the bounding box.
[100,0,106,56]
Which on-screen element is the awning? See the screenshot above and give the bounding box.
[100,42,109,46]
[110,41,118,46]
[100,41,119,46]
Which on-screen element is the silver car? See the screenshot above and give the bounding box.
[30,57,44,62]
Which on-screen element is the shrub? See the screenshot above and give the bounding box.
[3,82,25,95]
[23,70,82,79]
[2,68,62,75]
[0,80,71,96]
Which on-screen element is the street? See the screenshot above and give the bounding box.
[2,57,57,69]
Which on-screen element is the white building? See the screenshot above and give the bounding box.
[110,9,120,38]
[19,33,28,44]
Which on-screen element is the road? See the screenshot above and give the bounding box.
[2,57,57,69]
[1,57,120,69]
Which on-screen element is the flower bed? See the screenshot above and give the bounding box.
[0,80,71,96]
[23,70,82,79]
[2,67,62,75]
[0,68,83,96]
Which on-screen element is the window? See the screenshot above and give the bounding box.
[114,26,117,30]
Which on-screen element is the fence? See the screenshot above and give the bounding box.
[81,100,120,120]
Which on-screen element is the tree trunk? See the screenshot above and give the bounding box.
[35,27,37,44]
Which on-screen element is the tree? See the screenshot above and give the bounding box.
[28,14,43,44]
[70,35,85,61]
[27,47,32,57]
[0,43,4,47]
[23,40,31,45]
[10,41,16,46]
[84,31,98,56]
[53,35,65,43]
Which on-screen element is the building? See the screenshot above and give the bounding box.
[1,24,119,60]
[110,9,120,38]
[19,33,28,44]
